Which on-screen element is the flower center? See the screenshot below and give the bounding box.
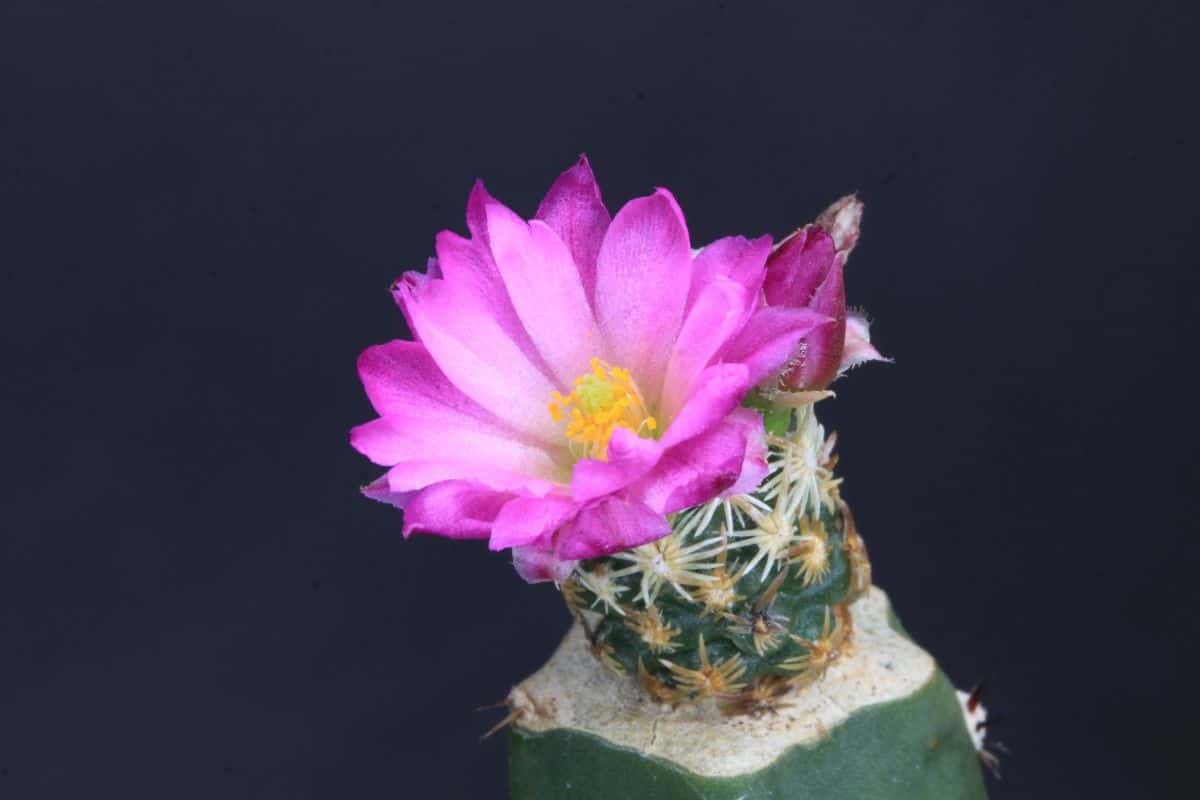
[548,357,657,461]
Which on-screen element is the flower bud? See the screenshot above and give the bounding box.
[762,195,883,393]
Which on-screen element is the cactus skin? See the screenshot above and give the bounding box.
[509,668,987,800]
[563,407,869,711]
[508,592,988,799]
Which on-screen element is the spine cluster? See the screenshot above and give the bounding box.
[562,406,872,714]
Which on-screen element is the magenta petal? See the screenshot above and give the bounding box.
[762,226,838,310]
[380,461,557,497]
[660,363,751,448]
[485,203,600,384]
[391,270,428,339]
[352,341,563,478]
[464,179,496,246]
[489,494,579,552]
[556,496,671,561]
[427,230,557,381]
[632,416,750,514]
[721,306,834,386]
[396,264,561,443]
[841,310,888,373]
[686,235,772,313]
[401,481,512,540]
[350,416,422,465]
[424,256,442,280]
[356,340,504,426]
[512,545,577,584]
[570,427,663,504]
[660,276,749,417]
[349,416,561,483]
[594,188,692,396]
[429,230,494,290]
[434,197,546,368]
[722,408,769,497]
[535,155,611,304]
[816,194,864,256]
[361,473,413,509]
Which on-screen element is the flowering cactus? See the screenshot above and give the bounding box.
[352,159,991,799]
[352,157,829,581]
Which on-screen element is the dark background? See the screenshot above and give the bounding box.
[3,1,1197,797]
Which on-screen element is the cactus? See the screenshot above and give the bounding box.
[348,157,990,797]
[562,405,866,712]
[507,404,991,798]
[509,593,988,799]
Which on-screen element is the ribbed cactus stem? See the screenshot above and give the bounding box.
[507,404,990,798]
[562,405,867,710]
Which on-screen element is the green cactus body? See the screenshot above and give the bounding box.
[507,588,987,799]
[563,406,869,711]
[507,405,989,797]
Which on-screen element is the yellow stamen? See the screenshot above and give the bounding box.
[549,357,658,460]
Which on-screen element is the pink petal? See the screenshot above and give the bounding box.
[721,306,834,386]
[781,256,846,390]
[430,227,494,290]
[425,231,518,344]
[511,545,577,584]
[349,416,562,482]
[721,407,769,497]
[464,179,495,246]
[395,267,561,443]
[356,340,510,429]
[556,496,671,560]
[660,277,750,418]
[484,203,601,385]
[569,427,663,504]
[659,363,752,449]
[401,481,513,540]
[686,235,772,313]
[816,194,864,257]
[361,473,413,509]
[840,310,888,373]
[417,228,559,383]
[631,415,752,514]
[489,494,580,551]
[392,269,428,341]
[381,460,558,496]
[593,189,692,398]
[353,339,568,490]
[535,155,611,305]
[762,226,837,310]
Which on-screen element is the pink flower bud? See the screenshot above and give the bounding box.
[762,195,884,392]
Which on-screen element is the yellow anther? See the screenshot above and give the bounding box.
[549,358,658,461]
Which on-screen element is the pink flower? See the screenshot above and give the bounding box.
[762,195,887,392]
[351,158,829,582]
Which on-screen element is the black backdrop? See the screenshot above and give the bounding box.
[3,1,1197,797]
